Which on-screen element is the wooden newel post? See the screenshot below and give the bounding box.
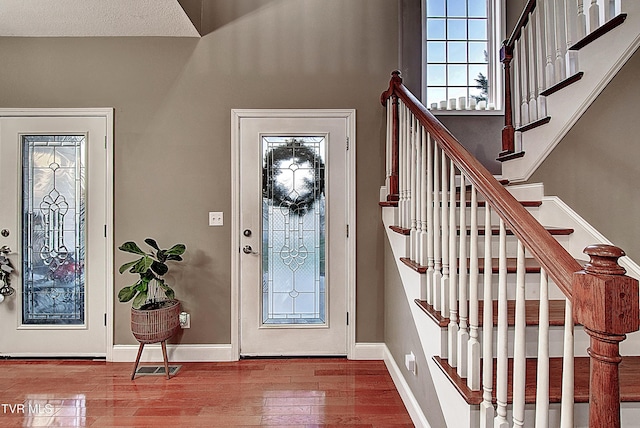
[573,244,640,428]
[385,70,402,202]
[499,43,515,159]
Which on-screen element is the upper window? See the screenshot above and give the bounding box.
[424,0,503,113]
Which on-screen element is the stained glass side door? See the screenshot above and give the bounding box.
[0,116,108,357]
[239,113,350,356]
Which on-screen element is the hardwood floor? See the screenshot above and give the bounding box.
[0,358,414,427]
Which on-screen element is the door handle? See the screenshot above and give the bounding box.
[242,245,258,255]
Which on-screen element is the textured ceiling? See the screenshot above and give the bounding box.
[0,0,199,37]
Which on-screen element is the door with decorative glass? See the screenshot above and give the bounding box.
[236,110,354,356]
[0,115,110,357]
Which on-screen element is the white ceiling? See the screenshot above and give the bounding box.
[0,0,199,37]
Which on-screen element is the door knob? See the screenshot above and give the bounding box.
[242,245,258,254]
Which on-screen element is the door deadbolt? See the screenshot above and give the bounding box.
[243,229,252,237]
[0,229,9,237]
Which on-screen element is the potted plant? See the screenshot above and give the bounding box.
[117,238,186,379]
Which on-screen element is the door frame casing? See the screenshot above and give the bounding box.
[231,109,356,359]
[0,108,114,360]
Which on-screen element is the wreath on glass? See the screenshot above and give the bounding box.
[262,139,325,215]
[0,245,16,300]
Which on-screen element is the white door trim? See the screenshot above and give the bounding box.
[0,108,114,360]
[231,109,356,359]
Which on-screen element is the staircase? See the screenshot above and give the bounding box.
[378,4,640,418]
[497,0,640,181]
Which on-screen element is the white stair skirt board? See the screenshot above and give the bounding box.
[111,344,235,362]
[384,345,432,428]
[502,1,640,182]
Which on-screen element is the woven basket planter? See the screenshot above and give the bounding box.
[130,299,181,344]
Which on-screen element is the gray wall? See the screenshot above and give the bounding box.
[384,238,448,426]
[529,49,640,262]
[0,0,398,345]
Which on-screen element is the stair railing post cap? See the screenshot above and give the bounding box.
[583,244,626,276]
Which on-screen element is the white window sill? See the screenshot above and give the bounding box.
[430,108,504,116]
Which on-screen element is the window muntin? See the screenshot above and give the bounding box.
[424,0,501,112]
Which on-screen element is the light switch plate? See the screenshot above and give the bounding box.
[209,212,223,226]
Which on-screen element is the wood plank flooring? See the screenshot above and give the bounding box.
[0,358,414,427]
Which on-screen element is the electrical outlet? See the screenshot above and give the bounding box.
[405,352,416,375]
[179,312,190,328]
[208,211,223,226]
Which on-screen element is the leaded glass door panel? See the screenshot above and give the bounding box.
[237,111,353,356]
[0,116,109,357]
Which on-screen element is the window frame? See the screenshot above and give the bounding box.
[421,0,506,115]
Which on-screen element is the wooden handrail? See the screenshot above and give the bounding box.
[381,71,580,298]
[505,0,537,49]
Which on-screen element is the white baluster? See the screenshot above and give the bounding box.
[527,9,539,122]
[534,3,548,117]
[398,104,406,228]
[520,30,530,126]
[479,205,494,428]
[535,269,550,428]
[589,0,604,33]
[426,133,434,305]
[560,299,575,428]
[420,127,428,269]
[440,152,449,317]
[544,0,558,87]
[494,219,509,428]
[577,0,587,40]
[413,117,421,262]
[457,174,469,378]
[409,115,417,261]
[467,185,480,390]
[555,0,568,83]
[404,104,412,229]
[565,0,579,76]
[512,241,526,427]
[448,161,458,368]
[513,39,524,151]
[433,146,442,312]
[589,0,600,35]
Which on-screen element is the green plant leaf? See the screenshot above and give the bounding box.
[132,290,148,309]
[144,238,160,251]
[118,241,146,255]
[117,286,137,302]
[157,250,167,263]
[151,261,168,276]
[166,244,186,256]
[131,256,153,274]
[165,255,183,262]
[118,259,139,274]
[136,278,149,292]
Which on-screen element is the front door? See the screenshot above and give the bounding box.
[235,110,354,356]
[0,114,110,357]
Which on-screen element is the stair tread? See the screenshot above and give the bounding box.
[570,13,627,51]
[391,225,573,237]
[414,299,568,327]
[433,355,640,405]
[402,257,547,274]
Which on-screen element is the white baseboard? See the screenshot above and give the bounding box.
[111,344,235,362]
[351,342,385,360]
[383,345,431,428]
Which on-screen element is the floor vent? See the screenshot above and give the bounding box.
[134,365,181,376]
